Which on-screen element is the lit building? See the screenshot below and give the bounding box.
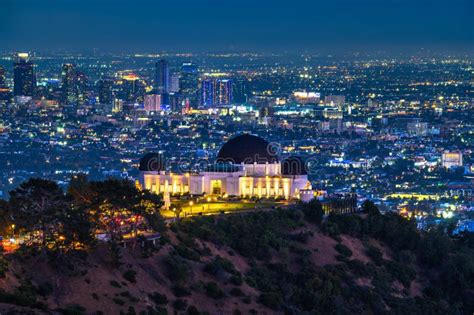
[324,95,345,107]
[155,59,169,94]
[200,78,232,107]
[98,78,114,104]
[232,79,247,104]
[13,53,36,97]
[144,94,162,113]
[442,151,463,168]
[216,79,232,105]
[170,73,180,93]
[139,134,311,199]
[61,63,78,104]
[292,91,320,104]
[0,66,9,100]
[201,79,215,107]
[407,122,428,137]
[179,62,199,108]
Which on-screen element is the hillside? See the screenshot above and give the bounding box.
[1,206,473,314]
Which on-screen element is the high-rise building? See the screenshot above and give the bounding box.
[0,66,6,88]
[98,78,113,104]
[200,78,232,107]
[61,63,78,104]
[168,92,182,112]
[232,79,247,104]
[170,73,180,93]
[155,59,169,94]
[179,62,199,108]
[13,53,36,97]
[216,79,232,105]
[144,94,162,113]
[201,79,215,107]
[0,66,9,100]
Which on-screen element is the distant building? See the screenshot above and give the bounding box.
[407,122,428,137]
[292,91,320,104]
[61,63,78,104]
[98,78,113,104]
[170,73,180,93]
[13,53,36,97]
[144,94,162,113]
[324,95,345,107]
[216,79,232,105]
[179,62,199,108]
[232,79,247,104]
[155,59,169,94]
[323,108,343,119]
[0,66,9,100]
[200,78,232,107]
[442,151,463,168]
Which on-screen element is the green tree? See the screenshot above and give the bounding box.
[9,178,69,254]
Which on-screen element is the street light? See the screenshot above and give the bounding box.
[11,224,15,239]
[189,201,194,214]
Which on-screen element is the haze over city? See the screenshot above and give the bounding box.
[1,0,473,53]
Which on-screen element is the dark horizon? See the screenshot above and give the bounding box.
[1,0,473,54]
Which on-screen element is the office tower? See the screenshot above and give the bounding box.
[232,79,247,104]
[170,73,180,92]
[76,70,88,104]
[0,66,9,100]
[144,94,162,112]
[155,59,169,94]
[98,78,113,104]
[61,63,78,104]
[0,66,6,88]
[13,53,36,97]
[201,79,215,107]
[179,62,199,108]
[200,78,232,107]
[169,92,182,112]
[216,79,232,105]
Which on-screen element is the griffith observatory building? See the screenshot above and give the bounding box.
[138,134,312,200]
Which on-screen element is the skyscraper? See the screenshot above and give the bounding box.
[179,62,199,108]
[232,79,247,104]
[0,66,9,100]
[216,79,232,105]
[13,53,35,97]
[200,78,233,107]
[201,79,215,107]
[61,63,78,104]
[170,73,180,93]
[98,78,113,104]
[155,59,169,94]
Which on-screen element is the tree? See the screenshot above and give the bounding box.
[299,199,324,225]
[362,200,380,216]
[9,178,69,253]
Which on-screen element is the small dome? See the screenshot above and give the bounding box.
[139,153,165,172]
[216,134,279,164]
[282,156,307,175]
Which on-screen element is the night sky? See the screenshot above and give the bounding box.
[1,0,473,53]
